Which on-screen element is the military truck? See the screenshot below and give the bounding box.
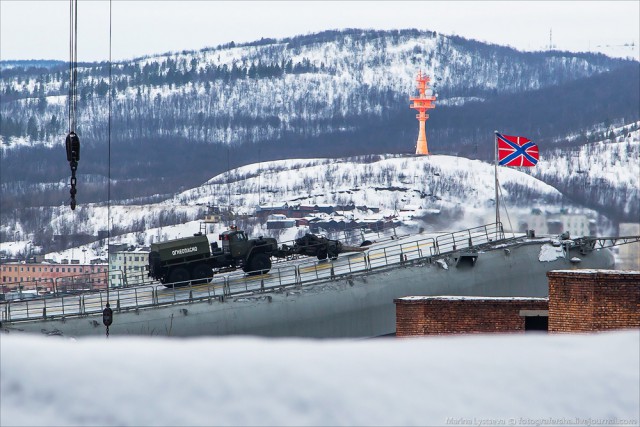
[277,233,344,260]
[148,228,364,286]
[148,228,278,285]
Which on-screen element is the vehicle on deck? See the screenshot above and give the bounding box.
[148,228,363,286]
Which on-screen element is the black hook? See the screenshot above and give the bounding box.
[103,303,113,338]
[65,132,80,210]
[65,132,80,163]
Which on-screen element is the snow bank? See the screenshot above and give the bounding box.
[1,331,638,426]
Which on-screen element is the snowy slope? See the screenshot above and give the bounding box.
[2,121,634,262]
[1,331,638,426]
[176,154,562,225]
[0,29,629,151]
[530,122,640,219]
[24,153,571,263]
[0,29,635,247]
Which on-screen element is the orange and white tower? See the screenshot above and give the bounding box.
[409,71,436,155]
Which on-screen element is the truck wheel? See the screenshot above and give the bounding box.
[248,253,271,275]
[328,249,339,260]
[167,267,190,286]
[317,250,328,261]
[192,264,213,284]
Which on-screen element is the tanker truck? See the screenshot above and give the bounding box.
[148,228,364,286]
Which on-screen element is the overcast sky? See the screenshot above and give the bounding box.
[1,1,639,62]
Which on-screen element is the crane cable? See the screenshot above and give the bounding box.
[65,0,80,210]
[102,0,114,339]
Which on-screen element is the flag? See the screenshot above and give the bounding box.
[496,133,539,167]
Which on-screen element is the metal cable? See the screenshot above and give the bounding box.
[66,0,80,210]
[68,0,78,133]
[105,0,113,335]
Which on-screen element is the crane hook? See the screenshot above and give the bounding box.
[65,131,80,210]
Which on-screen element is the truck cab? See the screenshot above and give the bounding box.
[219,229,250,258]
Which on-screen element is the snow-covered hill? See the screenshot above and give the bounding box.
[23,152,591,263]
[1,29,628,151]
[4,120,636,262]
[177,154,562,222]
[530,122,640,220]
[1,28,637,231]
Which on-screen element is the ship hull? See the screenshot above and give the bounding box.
[2,240,614,338]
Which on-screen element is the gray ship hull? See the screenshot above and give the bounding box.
[2,233,614,339]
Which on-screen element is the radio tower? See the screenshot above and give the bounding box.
[409,71,436,155]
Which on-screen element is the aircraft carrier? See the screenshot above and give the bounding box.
[0,223,622,338]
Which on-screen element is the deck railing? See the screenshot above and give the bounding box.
[1,223,509,324]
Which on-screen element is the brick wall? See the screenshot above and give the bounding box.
[548,270,640,332]
[395,297,549,337]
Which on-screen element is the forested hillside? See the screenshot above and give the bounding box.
[529,122,639,222]
[1,125,636,257]
[2,152,567,258]
[1,29,638,254]
[1,29,637,206]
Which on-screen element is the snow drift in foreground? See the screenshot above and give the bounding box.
[1,331,638,427]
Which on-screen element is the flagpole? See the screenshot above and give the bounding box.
[494,131,500,228]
